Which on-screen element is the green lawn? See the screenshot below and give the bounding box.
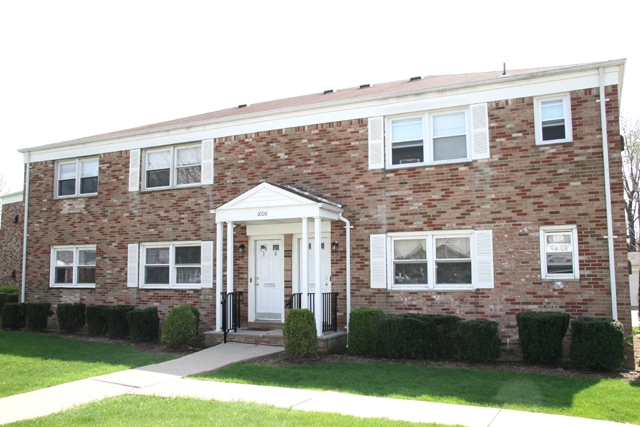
[0,330,174,398]
[5,395,458,427]
[197,362,640,425]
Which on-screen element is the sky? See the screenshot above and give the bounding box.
[0,0,638,193]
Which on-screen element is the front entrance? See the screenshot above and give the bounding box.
[299,237,331,294]
[254,239,284,321]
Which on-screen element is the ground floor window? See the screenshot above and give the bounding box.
[50,245,96,288]
[540,225,579,280]
[138,241,211,289]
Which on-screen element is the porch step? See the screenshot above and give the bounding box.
[204,329,348,354]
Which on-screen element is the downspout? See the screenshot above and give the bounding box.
[598,67,618,320]
[338,213,352,332]
[20,152,30,303]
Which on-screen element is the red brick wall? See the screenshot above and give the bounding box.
[0,200,23,288]
[23,85,631,340]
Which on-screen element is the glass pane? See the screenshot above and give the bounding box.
[436,261,471,284]
[81,159,99,177]
[56,250,74,266]
[394,262,427,284]
[78,249,96,266]
[80,177,98,194]
[146,248,170,265]
[546,233,572,252]
[433,112,466,137]
[436,237,471,259]
[176,147,201,166]
[542,120,566,141]
[145,266,169,284]
[58,179,76,196]
[394,240,426,260]
[547,253,573,274]
[392,144,424,165]
[176,267,201,284]
[541,99,564,120]
[392,118,422,141]
[175,246,201,264]
[77,267,96,283]
[55,267,73,283]
[147,150,171,170]
[433,135,467,161]
[147,169,170,188]
[58,163,76,180]
[176,165,201,185]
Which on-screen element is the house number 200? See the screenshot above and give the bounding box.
[257,211,268,217]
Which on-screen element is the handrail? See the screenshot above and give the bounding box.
[220,291,243,343]
[286,292,338,332]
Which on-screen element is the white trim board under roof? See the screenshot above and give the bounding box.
[20,60,625,164]
[0,191,24,205]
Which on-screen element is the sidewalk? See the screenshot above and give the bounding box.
[0,342,632,427]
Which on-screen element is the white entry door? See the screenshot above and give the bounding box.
[299,238,331,294]
[255,239,284,321]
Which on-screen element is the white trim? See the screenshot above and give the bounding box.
[50,244,97,289]
[128,149,140,192]
[142,142,203,191]
[139,241,206,289]
[0,191,24,205]
[540,225,580,280]
[534,93,573,145]
[54,157,99,199]
[127,243,139,288]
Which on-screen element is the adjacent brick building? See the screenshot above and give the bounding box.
[0,192,23,288]
[12,59,633,347]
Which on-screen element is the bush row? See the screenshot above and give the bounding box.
[0,286,19,315]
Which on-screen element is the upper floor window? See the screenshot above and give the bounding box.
[540,225,579,280]
[534,94,573,145]
[145,145,201,189]
[388,109,470,168]
[50,245,96,288]
[56,158,99,198]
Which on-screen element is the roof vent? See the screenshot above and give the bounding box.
[501,63,507,76]
[359,84,370,89]
[238,104,247,108]
[409,76,422,81]
[323,89,334,94]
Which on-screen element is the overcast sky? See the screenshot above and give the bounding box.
[0,0,637,193]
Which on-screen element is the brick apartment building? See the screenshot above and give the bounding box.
[2,59,632,346]
[0,192,23,288]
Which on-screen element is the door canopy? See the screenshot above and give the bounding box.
[214,182,343,224]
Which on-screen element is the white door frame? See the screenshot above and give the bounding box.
[248,235,284,323]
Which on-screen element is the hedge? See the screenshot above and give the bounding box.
[348,307,385,356]
[456,320,502,362]
[26,302,53,331]
[516,311,570,363]
[127,307,160,343]
[105,305,135,339]
[570,317,626,370]
[1,303,26,329]
[56,303,86,333]
[283,308,317,357]
[87,305,109,336]
[0,292,19,316]
[162,305,198,348]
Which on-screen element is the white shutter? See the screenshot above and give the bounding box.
[473,230,494,289]
[370,234,387,289]
[127,243,139,288]
[471,103,490,159]
[201,139,214,185]
[200,241,214,288]
[368,117,385,169]
[128,149,141,191]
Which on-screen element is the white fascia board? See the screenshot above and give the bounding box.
[247,221,331,236]
[0,191,24,205]
[25,64,622,164]
[216,204,324,223]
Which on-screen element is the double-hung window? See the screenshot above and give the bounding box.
[50,245,96,288]
[145,145,201,189]
[56,158,99,197]
[141,242,203,288]
[388,110,470,167]
[534,94,572,144]
[540,225,579,280]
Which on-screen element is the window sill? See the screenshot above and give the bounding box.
[389,285,478,292]
[50,285,96,289]
[54,193,98,200]
[139,286,205,290]
[541,277,580,282]
[141,183,203,192]
[386,158,472,171]
[535,139,574,146]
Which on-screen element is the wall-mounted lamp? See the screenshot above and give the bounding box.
[238,244,246,254]
[332,241,339,251]
[14,215,19,223]
[11,270,16,279]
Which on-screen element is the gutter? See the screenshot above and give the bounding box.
[598,67,618,320]
[338,213,352,332]
[20,152,30,303]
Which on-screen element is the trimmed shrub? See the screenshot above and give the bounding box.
[56,303,86,333]
[0,286,19,295]
[0,291,19,316]
[283,308,317,358]
[26,302,53,331]
[570,317,626,370]
[87,305,109,336]
[456,320,501,362]
[162,305,198,348]
[184,305,200,337]
[348,307,385,356]
[1,303,26,329]
[516,311,570,363]
[105,305,135,339]
[127,307,160,343]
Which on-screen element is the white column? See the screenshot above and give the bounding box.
[215,221,224,331]
[314,216,322,336]
[301,217,309,309]
[226,222,234,293]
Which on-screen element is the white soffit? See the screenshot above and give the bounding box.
[0,191,24,205]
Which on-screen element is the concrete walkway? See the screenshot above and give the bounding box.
[0,342,633,427]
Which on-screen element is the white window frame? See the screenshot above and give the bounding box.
[143,144,202,190]
[540,225,579,280]
[140,241,204,289]
[50,245,97,288]
[388,230,476,291]
[54,158,99,198]
[534,94,573,145]
[386,108,471,169]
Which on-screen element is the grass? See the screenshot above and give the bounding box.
[5,395,458,427]
[634,326,639,334]
[196,362,640,424]
[0,330,174,398]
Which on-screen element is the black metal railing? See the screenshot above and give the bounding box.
[221,291,243,343]
[286,292,338,333]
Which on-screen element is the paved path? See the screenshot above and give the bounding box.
[0,342,633,427]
